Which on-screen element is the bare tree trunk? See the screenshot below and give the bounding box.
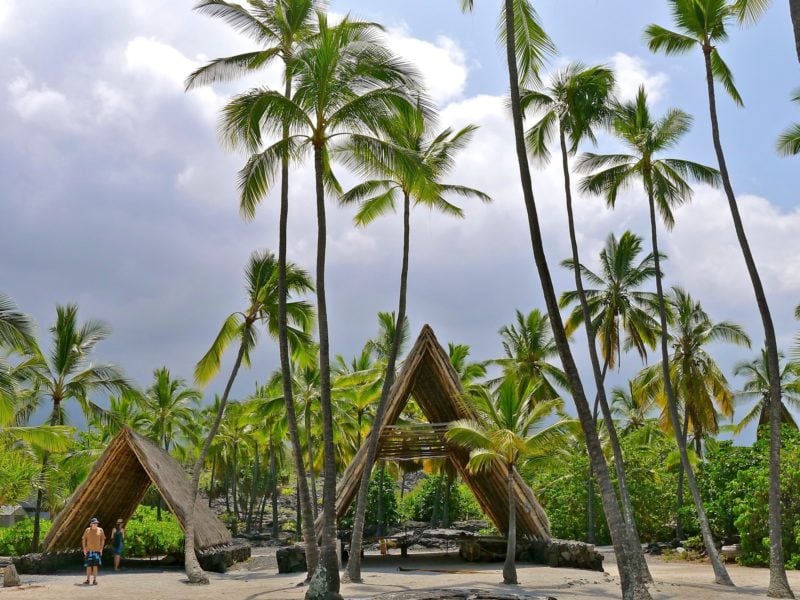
[311,144,341,598]
[270,438,280,539]
[208,456,216,509]
[701,44,792,597]
[247,441,260,533]
[500,3,649,597]
[791,0,800,63]
[559,127,651,581]
[676,416,689,542]
[184,330,248,583]
[306,405,319,519]
[345,192,411,583]
[503,463,518,585]
[646,184,733,586]
[586,464,596,544]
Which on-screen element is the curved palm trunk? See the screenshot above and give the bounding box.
[278,73,320,576]
[345,192,411,582]
[306,404,319,519]
[792,0,800,63]
[184,329,248,583]
[501,2,648,598]
[646,185,733,586]
[701,46,792,598]
[312,144,341,598]
[676,415,689,541]
[559,128,651,581]
[270,438,280,539]
[503,463,518,585]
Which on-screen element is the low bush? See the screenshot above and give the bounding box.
[122,505,184,558]
[0,518,52,555]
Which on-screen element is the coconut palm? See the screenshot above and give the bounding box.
[184,250,314,582]
[222,15,419,594]
[578,86,733,585]
[646,4,793,592]
[448,343,488,400]
[560,231,660,371]
[611,381,658,435]
[458,2,649,596]
[777,90,800,156]
[24,304,130,549]
[734,348,800,435]
[447,377,569,584]
[340,104,490,581]
[187,0,321,580]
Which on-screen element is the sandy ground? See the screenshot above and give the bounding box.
[3,548,800,600]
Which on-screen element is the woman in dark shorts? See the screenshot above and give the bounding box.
[112,518,125,571]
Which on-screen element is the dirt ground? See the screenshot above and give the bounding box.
[4,548,800,599]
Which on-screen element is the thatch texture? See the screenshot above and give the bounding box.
[327,325,551,541]
[44,427,231,551]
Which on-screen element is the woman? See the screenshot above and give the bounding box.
[112,518,125,571]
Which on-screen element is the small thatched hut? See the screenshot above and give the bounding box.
[44,427,231,552]
[326,325,551,541]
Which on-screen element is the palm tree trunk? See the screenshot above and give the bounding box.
[345,191,411,583]
[296,484,302,539]
[503,463,518,585]
[270,438,280,539]
[443,468,452,528]
[586,464,596,544]
[306,405,319,519]
[247,440,260,533]
[559,127,651,581]
[701,45,792,597]
[208,456,216,509]
[791,0,800,63]
[676,415,689,541]
[312,143,341,598]
[277,72,320,577]
[501,4,648,598]
[184,330,248,583]
[646,183,733,586]
[376,461,386,537]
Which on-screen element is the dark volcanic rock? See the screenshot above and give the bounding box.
[458,538,603,572]
[196,540,252,573]
[369,589,556,599]
[276,544,307,573]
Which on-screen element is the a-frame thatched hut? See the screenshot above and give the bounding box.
[44,427,231,552]
[329,325,551,541]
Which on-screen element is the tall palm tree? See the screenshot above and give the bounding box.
[777,90,800,156]
[340,104,490,581]
[611,381,658,435]
[184,250,314,583]
[646,4,793,593]
[447,377,570,585]
[457,2,650,596]
[734,348,800,435]
[222,16,419,592]
[560,231,660,372]
[187,0,321,580]
[578,86,733,585]
[0,294,36,399]
[524,63,652,577]
[25,304,130,549]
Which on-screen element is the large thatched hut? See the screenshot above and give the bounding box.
[44,427,231,552]
[325,325,551,541]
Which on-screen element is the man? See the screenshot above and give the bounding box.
[81,517,106,585]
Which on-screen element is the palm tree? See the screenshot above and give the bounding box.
[448,343,488,400]
[447,377,570,585]
[25,304,130,549]
[340,104,490,581]
[777,90,800,156]
[222,14,419,594]
[0,294,36,398]
[457,2,649,596]
[184,250,314,583]
[187,0,321,581]
[611,381,658,435]
[734,348,800,435]
[646,4,793,593]
[524,63,653,576]
[578,86,733,585]
[560,231,660,372]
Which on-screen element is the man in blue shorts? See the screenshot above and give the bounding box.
[81,517,106,585]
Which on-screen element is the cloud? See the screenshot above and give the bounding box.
[385,27,468,104]
[8,74,74,131]
[610,52,669,103]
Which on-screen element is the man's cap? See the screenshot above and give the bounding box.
[90,517,99,524]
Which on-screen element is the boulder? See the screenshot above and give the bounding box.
[276,544,307,574]
[721,544,740,563]
[459,538,604,572]
[2,562,20,587]
[196,540,252,573]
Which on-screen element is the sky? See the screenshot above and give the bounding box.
[1,0,799,441]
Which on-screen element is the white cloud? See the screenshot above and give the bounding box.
[7,74,74,131]
[610,52,669,103]
[386,28,468,104]
[124,37,197,89]
[0,2,11,37]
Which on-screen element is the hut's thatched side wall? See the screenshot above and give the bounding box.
[44,428,231,552]
[325,325,551,541]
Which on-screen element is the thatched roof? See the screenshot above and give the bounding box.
[44,427,231,551]
[328,325,551,541]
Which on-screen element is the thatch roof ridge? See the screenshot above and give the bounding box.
[323,325,551,541]
[44,427,231,552]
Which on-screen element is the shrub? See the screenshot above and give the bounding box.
[0,518,52,555]
[399,474,476,525]
[124,505,184,558]
[340,469,399,533]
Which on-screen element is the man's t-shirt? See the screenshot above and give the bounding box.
[82,527,106,552]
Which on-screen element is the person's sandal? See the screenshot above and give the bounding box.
[92,579,98,585]
[84,579,90,585]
